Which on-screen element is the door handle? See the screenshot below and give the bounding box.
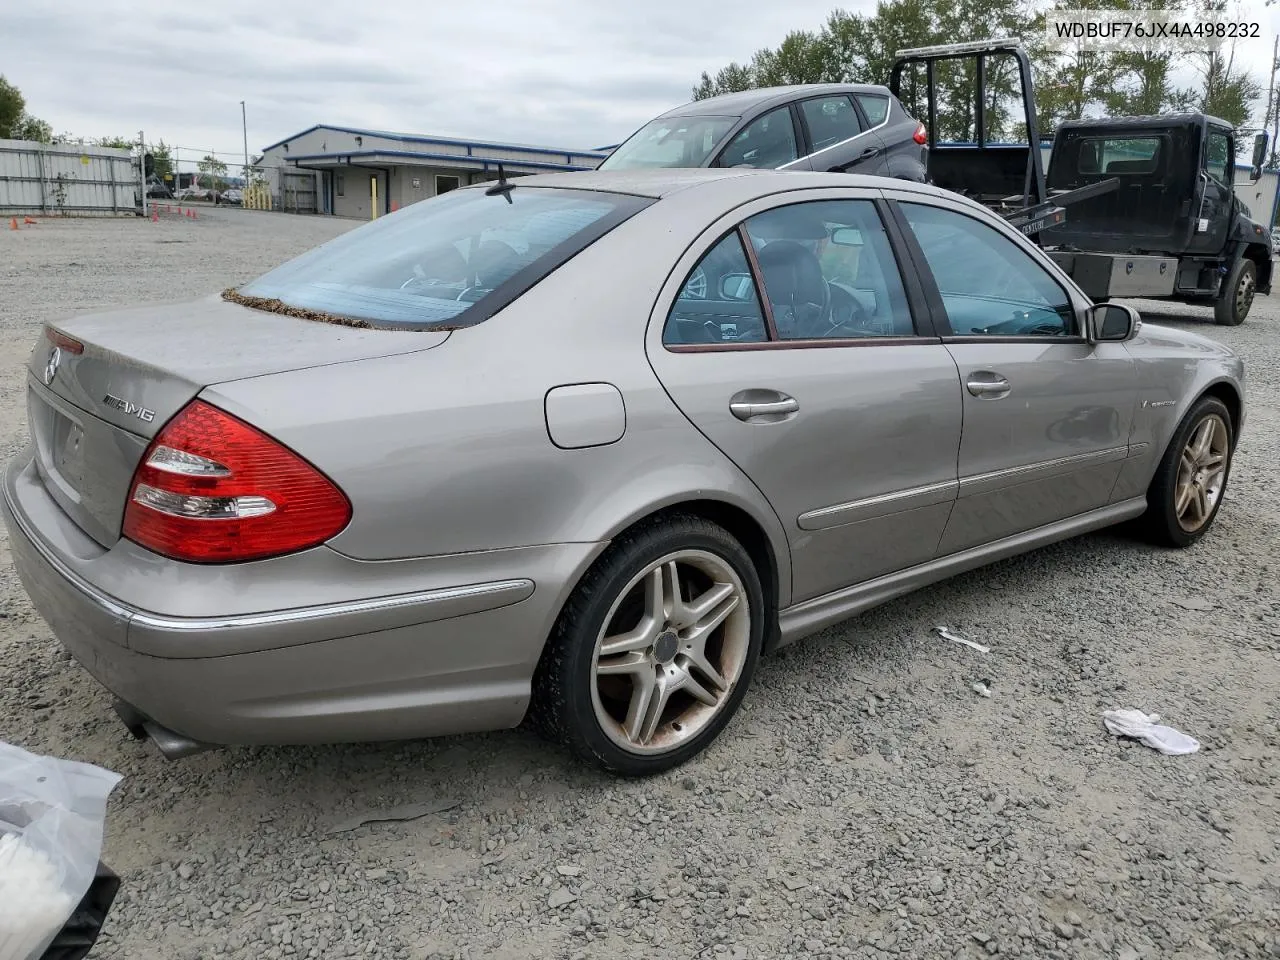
[730,397,799,421]
[858,147,879,159]
[965,376,1011,398]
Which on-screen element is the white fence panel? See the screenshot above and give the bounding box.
[0,139,138,216]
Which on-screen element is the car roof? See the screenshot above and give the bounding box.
[481,167,971,207]
[657,84,894,119]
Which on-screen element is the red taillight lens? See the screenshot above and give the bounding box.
[122,400,351,563]
[913,123,928,146]
[44,326,84,354]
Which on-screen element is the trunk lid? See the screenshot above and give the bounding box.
[27,295,446,547]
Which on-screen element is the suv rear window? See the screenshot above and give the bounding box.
[237,187,651,330]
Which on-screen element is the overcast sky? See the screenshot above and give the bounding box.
[3,0,863,171]
[4,0,1279,175]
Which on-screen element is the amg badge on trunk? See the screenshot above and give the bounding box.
[102,393,157,423]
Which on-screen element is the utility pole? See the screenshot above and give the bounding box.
[1269,35,1280,168]
[1264,37,1278,143]
[241,100,249,189]
[138,129,147,217]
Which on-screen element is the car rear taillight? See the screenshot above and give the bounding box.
[122,400,351,563]
[44,325,83,354]
[913,123,928,146]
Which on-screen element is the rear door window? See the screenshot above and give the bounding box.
[716,107,799,168]
[237,187,651,330]
[745,199,913,339]
[855,94,890,127]
[799,96,863,151]
[664,233,769,345]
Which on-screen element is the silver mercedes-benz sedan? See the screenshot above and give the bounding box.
[3,169,1244,776]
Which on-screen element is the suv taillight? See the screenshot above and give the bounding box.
[122,400,351,563]
[913,123,928,145]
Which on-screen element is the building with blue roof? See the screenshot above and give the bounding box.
[257,124,611,217]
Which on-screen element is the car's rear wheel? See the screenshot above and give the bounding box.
[531,516,764,776]
[1214,258,1255,325]
[1140,396,1234,547]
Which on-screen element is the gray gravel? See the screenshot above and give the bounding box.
[2,205,1278,960]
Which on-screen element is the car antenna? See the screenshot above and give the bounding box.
[485,163,515,203]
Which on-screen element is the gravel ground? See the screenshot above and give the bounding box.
[1,206,1278,960]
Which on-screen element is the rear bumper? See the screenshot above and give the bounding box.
[2,452,604,747]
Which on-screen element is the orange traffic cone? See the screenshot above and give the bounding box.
[8,217,17,231]
[186,208,193,218]
[23,217,36,225]
[151,210,159,222]
[191,208,198,219]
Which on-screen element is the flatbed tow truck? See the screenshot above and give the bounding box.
[888,38,1273,324]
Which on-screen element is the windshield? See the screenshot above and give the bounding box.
[599,116,738,170]
[238,186,650,329]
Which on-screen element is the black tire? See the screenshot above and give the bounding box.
[1214,258,1255,325]
[530,515,765,776]
[1140,395,1234,548]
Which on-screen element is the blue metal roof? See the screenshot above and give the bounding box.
[261,124,608,161]
[286,149,597,172]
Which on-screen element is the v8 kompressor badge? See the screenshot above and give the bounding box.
[102,393,156,423]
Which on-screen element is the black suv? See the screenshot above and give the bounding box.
[598,84,928,181]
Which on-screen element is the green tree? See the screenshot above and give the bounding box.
[13,114,52,142]
[0,75,54,143]
[1096,0,1189,117]
[197,154,228,191]
[147,140,174,181]
[693,62,760,100]
[95,136,137,150]
[1168,0,1262,128]
[0,75,25,137]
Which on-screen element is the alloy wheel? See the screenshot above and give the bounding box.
[590,549,750,755]
[1174,414,1229,533]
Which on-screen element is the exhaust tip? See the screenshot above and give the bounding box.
[112,699,148,740]
[114,698,211,759]
[140,720,212,760]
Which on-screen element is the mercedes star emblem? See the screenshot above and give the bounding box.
[43,346,61,386]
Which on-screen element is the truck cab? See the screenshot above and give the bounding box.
[888,39,1273,325]
[1041,114,1273,325]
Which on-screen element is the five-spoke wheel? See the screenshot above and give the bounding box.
[532,516,764,775]
[590,551,750,754]
[1143,395,1234,547]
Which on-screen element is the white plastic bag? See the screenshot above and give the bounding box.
[0,741,122,960]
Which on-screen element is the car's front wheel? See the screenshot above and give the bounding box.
[1141,396,1234,547]
[531,516,764,775]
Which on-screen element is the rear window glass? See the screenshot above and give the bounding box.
[237,187,650,330]
[1078,136,1161,175]
[855,94,890,126]
[599,116,738,170]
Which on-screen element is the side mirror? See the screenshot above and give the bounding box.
[1251,131,1268,181]
[719,273,754,301]
[1088,302,1140,342]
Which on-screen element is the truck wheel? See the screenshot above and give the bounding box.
[1214,258,1255,326]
